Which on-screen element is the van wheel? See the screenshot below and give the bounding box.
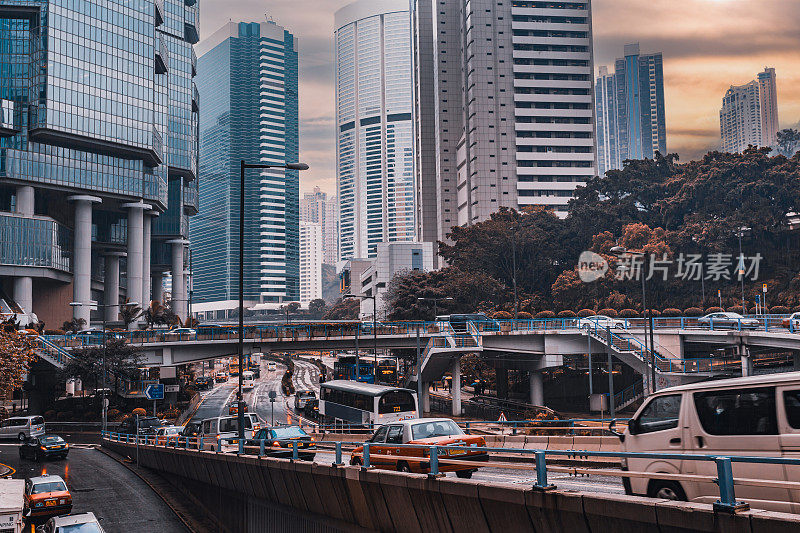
[456,469,474,479]
[647,480,687,501]
[397,461,411,473]
[17,433,25,442]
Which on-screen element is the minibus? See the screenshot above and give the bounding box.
[242,371,255,391]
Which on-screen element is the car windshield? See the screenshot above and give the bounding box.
[139,419,162,429]
[219,418,252,433]
[32,481,67,494]
[40,436,64,444]
[59,523,103,533]
[272,427,308,439]
[410,420,464,440]
[299,392,315,399]
[31,416,44,425]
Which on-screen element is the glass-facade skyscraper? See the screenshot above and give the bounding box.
[0,0,199,326]
[335,0,415,260]
[595,43,666,176]
[192,21,299,312]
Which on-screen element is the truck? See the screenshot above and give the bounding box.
[0,478,25,533]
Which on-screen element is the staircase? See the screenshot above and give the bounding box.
[35,336,73,369]
[614,380,645,411]
[405,322,481,387]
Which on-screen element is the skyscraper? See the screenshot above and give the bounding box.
[300,187,339,265]
[412,0,597,231]
[192,21,300,312]
[0,0,198,326]
[720,68,779,153]
[299,221,323,304]
[335,0,415,260]
[595,43,666,176]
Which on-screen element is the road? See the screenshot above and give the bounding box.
[0,444,187,532]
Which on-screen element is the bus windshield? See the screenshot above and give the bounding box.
[411,420,463,440]
[378,390,417,414]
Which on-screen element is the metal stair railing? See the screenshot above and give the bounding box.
[614,380,645,410]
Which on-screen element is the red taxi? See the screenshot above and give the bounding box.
[24,474,72,518]
[350,418,488,478]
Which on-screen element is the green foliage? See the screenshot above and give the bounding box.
[598,308,618,317]
[684,307,704,317]
[661,308,682,317]
[308,298,327,319]
[557,310,576,318]
[577,309,596,317]
[323,298,360,320]
[618,309,639,318]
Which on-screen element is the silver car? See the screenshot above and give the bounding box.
[697,312,760,329]
[39,512,105,533]
[577,315,627,330]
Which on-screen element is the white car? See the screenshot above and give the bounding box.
[267,362,277,372]
[155,425,182,445]
[40,512,105,533]
[577,315,627,330]
[169,327,197,335]
[0,415,45,441]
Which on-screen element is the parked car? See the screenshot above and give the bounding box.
[24,475,72,519]
[350,418,488,478]
[0,416,45,441]
[294,390,316,411]
[782,312,800,330]
[39,512,105,533]
[697,312,760,329]
[118,416,163,436]
[577,315,627,330]
[245,426,316,460]
[193,376,213,390]
[19,435,69,461]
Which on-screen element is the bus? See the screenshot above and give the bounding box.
[334,355,374,383]
[376,359,397,385]
[229,354,255,376]
[228,361,239,376]
[319,380,418,426]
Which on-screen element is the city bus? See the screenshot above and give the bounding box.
[376,359,397,385]
[319,380,418,426]
[333,355,374,383]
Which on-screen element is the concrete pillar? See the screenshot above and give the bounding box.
[69,196,101,323]
[152,272,164,304]
[123,202,150,323]
[103,252,125,323]
[142,211,155,309]
[167,239,189,320]
[13,276,32,315]
[529,371,544,406]
[16,185,34,216]
[741,345,753,377]
[422,382,430,413]
[496,367,509,399]
[451,358,462,416]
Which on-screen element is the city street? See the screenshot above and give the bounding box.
[0,444,187,532]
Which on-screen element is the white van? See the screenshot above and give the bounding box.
[199,416,254,450]
[620,372,800,513]
[242,371,255,391]
[0,416,44,441]
[267,362,277,372]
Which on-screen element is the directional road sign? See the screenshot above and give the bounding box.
[145,384,164,400]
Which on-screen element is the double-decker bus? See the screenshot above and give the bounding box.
[333,355,374,383]
[319,380,418,425]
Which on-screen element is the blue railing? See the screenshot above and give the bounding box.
[101,429,800,513]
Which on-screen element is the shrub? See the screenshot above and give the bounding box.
[705,307,724,313]
[661,308,682,317]
[770,306,790,315]
[493,311,513,319]
[535,311,556,319]
[516,311,533,319]
[131,407,147,416]
[598,308,618,318]
[107,408,120,420]
[557,310,577,318]
[684,307,704,317]
[44,329,66,336]
[727,306,744,314]
[577,309,595,317]
[618,309,639,318]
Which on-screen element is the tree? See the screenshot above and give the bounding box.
[119,298,142,329]
[0,328,37,398]
[777,128,800,157]
[323,298,360,320]
[61,340,144,399]
[308,298,327,319]
[62,317,86,333]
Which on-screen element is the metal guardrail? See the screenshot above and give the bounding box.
[101,429,800,513]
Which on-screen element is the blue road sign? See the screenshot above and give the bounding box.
[145,384,164,400]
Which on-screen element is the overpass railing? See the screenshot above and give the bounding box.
[102,430,800,513]
[40,314,799,350]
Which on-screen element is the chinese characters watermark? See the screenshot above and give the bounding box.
[578,252,763,283]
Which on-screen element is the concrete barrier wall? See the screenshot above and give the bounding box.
[103,439,800,533]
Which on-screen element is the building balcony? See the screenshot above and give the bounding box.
[185,0,197,5]
[155,32,168,74]
[0,213,72,273]
[184,22,199,44]
[0,100,19,138]
[191,47,197,78]
[183,181,198,216]
[154,0,164,27]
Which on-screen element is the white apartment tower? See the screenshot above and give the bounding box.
[720,67,779,153]
[300,187,339,265]
[335,0,416,260]
[412,0,597,237]
[299,221,323,304]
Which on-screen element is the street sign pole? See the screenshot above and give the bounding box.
[269,390,277,426]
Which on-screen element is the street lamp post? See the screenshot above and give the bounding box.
[238,160,308,445]
[736,228,750,313]
[610,246,656,394]
[345,293,378,384]
[69,300,139,433]
[416,296,453,320]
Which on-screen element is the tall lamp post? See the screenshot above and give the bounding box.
[344,293,378,384]
[238,160,308,446]
[416,296,453,320]
[69,300,139,433]
[609,246,656,394]
[735,227,751,313]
